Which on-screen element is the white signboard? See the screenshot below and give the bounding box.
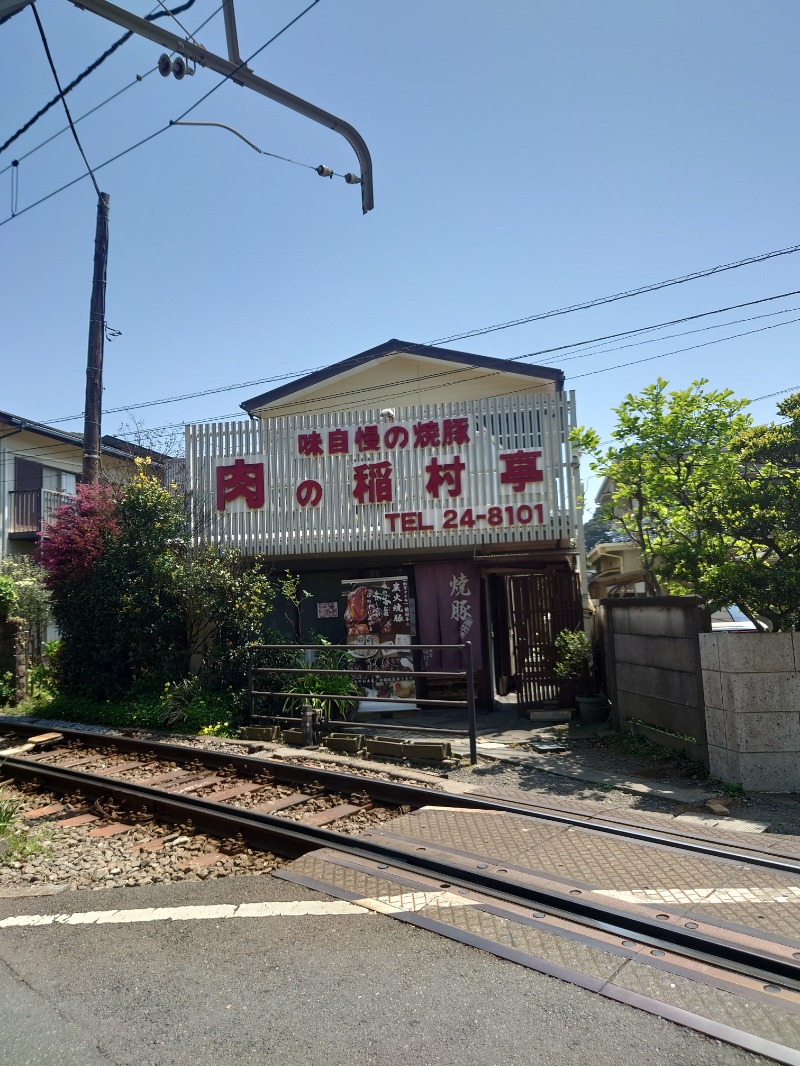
[187,393,578,556]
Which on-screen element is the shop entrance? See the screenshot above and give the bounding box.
[489,569,583,711]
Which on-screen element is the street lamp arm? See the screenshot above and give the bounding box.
[66,0,374,213]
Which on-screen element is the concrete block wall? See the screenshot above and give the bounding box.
[600,597,709,757]
[700,632,800,792]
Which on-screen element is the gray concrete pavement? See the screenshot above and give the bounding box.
[0,873,775,1066]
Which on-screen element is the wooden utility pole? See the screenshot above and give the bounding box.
[82,191,109,485]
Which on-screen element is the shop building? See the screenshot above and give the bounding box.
[186,340,587,710]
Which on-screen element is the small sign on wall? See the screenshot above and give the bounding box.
[317,602,339,619]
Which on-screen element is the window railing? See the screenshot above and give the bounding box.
[8,489,74,534]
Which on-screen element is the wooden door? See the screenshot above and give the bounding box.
[507,570,582,709]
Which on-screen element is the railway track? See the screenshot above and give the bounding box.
[2,720,800,1062]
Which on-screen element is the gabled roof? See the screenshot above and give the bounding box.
[0,410,135,463]
[240,339,564,415]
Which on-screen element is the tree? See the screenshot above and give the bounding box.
[37,459,277,700]
[573,380,800,629]
[573,378,751,598]
[700,392,800,630]
[37,461,185,697]
[582,507,626,552]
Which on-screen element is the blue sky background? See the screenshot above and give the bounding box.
[2,1,798,501]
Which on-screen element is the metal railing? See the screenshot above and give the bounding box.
[8,489,73,533]
[247,641,477,764]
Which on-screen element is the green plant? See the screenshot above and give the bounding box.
[29,639,61,699]
[553,629,591,682]
[277,570,311,642]
[0,791,51,864]
[0,575,18,621]
[0,557,50,653]
[0,671,14,707]
[282,643,361,721]
[159,676,206,726]
[0,791,19,834]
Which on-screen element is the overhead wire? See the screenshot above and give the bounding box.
[0,0,200,159]
[511,289,800,365]
[536,302,800,368]
[0,4,224,179]
[30,2,100,197]
[39,289,800,430]
[94,312,800,438]
[0,0,326,227]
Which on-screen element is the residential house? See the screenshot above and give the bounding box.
[0,411,139,561]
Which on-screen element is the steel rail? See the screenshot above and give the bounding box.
[3,751,800,993]
[2,721,798,876]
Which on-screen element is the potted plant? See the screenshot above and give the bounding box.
[553,628,609,723]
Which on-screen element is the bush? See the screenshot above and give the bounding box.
[0,557,50,654]
[0,671,15,707]
[37,465,185,699]
[37,463,276,705]
[39,690,243,735]
[553,629,591,682]
[0,575,18,621]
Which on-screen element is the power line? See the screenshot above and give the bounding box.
[31,2,100,197]
[47,368,324,425]
[0,0,326,227]
[567,315,800,381]
[511,289,800,365]
[115,310,800,425]
[750,386,800,404]
[538,302,800,368]
[0,0,199,159]
[41,287,800,427]
[0,5,224,179]
[424,242,800,348]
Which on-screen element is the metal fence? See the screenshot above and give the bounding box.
[247,641,478,764]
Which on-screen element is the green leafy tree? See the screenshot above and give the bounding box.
[0,575,18,621]
[574,380,800,629]
[38,461,186,697]
[573,378,751,598]
[38,460,278,702]
[582,507,626,552]
[183,547,275,690]
[700,392,800,630]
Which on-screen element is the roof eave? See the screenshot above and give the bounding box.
[240,339,565,415]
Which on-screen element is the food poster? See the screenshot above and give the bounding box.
[342,577,416,701]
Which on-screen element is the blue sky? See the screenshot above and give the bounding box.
[2,1,798,501]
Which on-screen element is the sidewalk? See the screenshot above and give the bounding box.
[315,705,720,806]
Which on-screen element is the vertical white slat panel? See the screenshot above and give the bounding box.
[186,389,578,557]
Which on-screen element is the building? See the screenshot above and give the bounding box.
[586,541,653,599]
[0,410,146,562]
[185,340,588,710]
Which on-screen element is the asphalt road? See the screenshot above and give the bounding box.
[0,873,776,1066]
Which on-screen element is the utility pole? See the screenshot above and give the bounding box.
[82,191,109,484]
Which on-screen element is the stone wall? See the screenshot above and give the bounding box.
[700,632,800,792]
[0,616,29,704]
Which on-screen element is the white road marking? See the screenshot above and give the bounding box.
[0,899,367,928]
[354,890,476,915]
[596,886,800,906]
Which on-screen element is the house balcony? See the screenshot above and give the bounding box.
[8,489,74,539]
